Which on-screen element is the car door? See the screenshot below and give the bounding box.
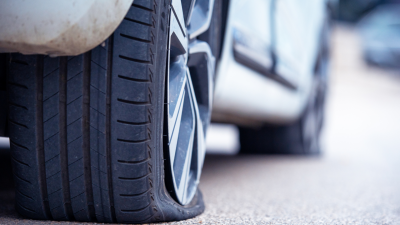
[212,0,327,125]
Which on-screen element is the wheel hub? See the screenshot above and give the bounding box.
[165,0,216,205]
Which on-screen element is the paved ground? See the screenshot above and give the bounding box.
[1,26,400,224]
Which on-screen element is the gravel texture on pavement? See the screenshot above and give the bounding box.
[1,26,400,225]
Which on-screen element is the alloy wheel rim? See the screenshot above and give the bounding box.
[166,0,216,205]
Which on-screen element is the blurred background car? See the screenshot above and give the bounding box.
[328,0,400,70]
[358,4,400,68]
[334,0,400,23]
[212,0,330,155]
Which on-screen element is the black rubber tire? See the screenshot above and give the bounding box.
[7,1,204,223]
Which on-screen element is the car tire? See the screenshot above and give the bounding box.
[6,0,218,223]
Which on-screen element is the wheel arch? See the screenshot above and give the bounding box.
[0,0,133,56]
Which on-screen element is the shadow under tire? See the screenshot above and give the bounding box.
[7,1,204,223]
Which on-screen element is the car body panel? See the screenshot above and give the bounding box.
[212,0,327,125]
[0,0,132,56]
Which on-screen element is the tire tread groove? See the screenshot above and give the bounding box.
[59,56,75,221]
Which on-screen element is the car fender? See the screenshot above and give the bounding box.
[0,0,133,56]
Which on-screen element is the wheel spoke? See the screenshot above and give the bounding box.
[168,88,185,164]
[172,72,196,204]
[186,68,206,182]
[187,0,215,39]
[182,0,197,26]
[169,0,188,59]
[168,0,190,155]
[168,57,187,143]
[188,40,215,134]
[174,68,204,205]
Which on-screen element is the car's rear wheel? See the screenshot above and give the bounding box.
[6,0,220,223]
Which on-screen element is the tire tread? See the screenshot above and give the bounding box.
[8,1,162,223]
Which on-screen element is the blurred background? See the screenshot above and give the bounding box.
[1,0,400,224]
[200,0,400,223]
[207,0,400,155]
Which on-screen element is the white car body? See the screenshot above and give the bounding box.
[213,0,327,125]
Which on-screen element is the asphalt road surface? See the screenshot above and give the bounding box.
[1,26,400,225]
